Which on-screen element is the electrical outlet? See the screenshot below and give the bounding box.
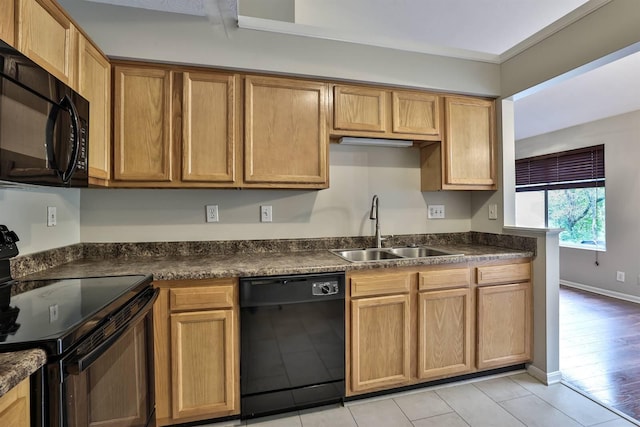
[260,205,273,223]
[427,205,445,219]
[488,204,498,220]
[47,206,57,227]
[49,304,58,323]
[616,271,625,283]
[205,205,219,223]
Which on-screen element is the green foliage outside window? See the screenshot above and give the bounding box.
[548,187,606,248]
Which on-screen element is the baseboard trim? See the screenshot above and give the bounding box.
[560,280,640,304]
[526,365,562,385]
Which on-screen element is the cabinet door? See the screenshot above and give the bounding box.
[244,76,328,187]
[0,0,15,47]
[392,91,439,136]
[17,0,77,86]
[350,294,411,393]
[418,288,472,379]
[442,96,496,188]
[477,282,532,369]
[182,72,238,184]
[0,378,29,427]
[171,309,237,419]
[77,34,110,184]
[333,85,386,132]
[113,65,173,181]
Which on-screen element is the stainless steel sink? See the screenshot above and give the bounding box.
[330,246,463,262]
[389,247,461,258]
[331,248,404,262]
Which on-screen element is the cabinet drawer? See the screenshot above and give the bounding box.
[170,285,235,310]
[476,262,530,285]
[350,272,411,298]
[419,268,469,291]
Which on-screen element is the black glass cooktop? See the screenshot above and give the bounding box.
[0,274,152,355]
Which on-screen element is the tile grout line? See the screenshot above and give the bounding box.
[512,376,627,427]
[559,380,640,427]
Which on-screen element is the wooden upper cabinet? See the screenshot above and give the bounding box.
[392,91,439,136]
[0,0,16,47]
[182,71,238,184]
[113,64,173,182]
[442,96,496,189]
[17,0,78,87]
[421,96,496,191]
[244,75,328,188]
[334,85,386,133]
[331,84,441,141]
[77,34,110,184]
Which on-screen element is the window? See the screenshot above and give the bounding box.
[515,145,605,250]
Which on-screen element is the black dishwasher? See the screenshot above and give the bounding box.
[240,272,345,419]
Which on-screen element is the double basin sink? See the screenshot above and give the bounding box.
[330,246,463,262]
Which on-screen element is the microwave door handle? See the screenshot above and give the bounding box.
[45,95,81,184]
[64,288,159,375]
[45,102,62,176]
[60,95,80,184]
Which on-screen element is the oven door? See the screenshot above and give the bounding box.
[48,288,157,427]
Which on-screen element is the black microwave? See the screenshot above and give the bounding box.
[0,40,89,187]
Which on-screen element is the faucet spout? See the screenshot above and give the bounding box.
[369,195,382,248]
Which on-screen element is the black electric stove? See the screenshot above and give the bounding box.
[0,274,154,355]
[0,225,158,427]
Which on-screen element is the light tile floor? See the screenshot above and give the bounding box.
[202,372,639,427]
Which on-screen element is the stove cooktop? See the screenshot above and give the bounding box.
[0,274,153,355]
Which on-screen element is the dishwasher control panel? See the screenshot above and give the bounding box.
[312,280,340,296]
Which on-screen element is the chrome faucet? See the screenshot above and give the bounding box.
[369,195,383,248]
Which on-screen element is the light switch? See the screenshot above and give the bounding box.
[427,205,445,219]
[47,206,57,227]
[488,204,498,220]
[261,205,273,222]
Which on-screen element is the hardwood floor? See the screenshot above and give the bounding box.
[560,285,640,421]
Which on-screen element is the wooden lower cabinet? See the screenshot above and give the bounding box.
[0,377,29,427]
[418,287,472,379]
[154,279,239,426]
[347,259,531,396]
[171,310,235,419]
[477,282,532,369]
[350,294,411,392]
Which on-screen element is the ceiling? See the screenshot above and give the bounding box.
[85,0,640,140]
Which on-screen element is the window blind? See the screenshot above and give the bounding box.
[515,145,604,192]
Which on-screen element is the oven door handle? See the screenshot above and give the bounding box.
[64,288,159,375]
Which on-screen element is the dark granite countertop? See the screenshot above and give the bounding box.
[16,243,533,282]
[1,233,536,397]
[0,349,46,398]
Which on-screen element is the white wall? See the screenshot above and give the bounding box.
[80,144,471,242]
[515,110,640,296]
[500,0,640,98]
[58,0,500,97]
[0,186,80,254]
